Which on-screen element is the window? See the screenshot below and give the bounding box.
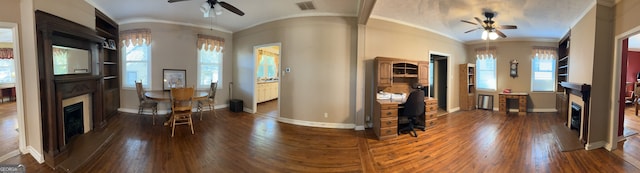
[257,55,277,79]
[197,47,222,89]
[122,43,150,88]
[0,59,15,84]
[476,54,496,90]
[531,49,557,92]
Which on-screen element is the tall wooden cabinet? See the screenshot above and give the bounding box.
[96,9,120,119]
[459,63,476,110]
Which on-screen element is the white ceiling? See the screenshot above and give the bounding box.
[88,0,594,42]
[0,1,627,50]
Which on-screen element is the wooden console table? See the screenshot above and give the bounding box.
[498,93,528,115]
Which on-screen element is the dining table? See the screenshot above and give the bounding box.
[144,90,209,125]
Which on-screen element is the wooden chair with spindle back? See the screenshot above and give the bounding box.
[170,87,195,137]
[136,82,158,125]
[197,82,217,120]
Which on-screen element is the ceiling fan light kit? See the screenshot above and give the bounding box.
[462,10,518,40]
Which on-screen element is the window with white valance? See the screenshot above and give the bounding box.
[531,47,557,92]
[475,47,497,90]
[0,48,15,84]
[120,29,152,88]
[197,34,224,89]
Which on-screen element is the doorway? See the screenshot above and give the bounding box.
[429,53,449,113]
[0,22,25,162]
[619,34,640,142]
[253,43,281,118]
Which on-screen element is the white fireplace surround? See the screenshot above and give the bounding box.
[62,94,92,134]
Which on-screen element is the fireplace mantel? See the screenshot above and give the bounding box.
[560,82,591,144]
[36,11,106,169]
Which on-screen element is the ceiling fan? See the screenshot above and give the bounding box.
[168,0,245,17]
[461,11,517,40]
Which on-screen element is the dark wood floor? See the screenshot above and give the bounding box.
[3,104,640,172]
[0,101,18,158]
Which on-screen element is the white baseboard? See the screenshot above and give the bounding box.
[449,107,460,113]
[118,104,229,115]
[0,150,20,163]
[277,117,356,129]
[27,146,44,163]
[586,140,607,150]
[354,125,365,131]
[243,107,254,113]
[529,108,558,113]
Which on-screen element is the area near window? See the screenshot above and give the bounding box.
[120,29,151,89]
[531,47,557,92]
[475,48,496,91]
[196,34,224,89]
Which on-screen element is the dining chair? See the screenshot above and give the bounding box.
[136,82,158,125]
[197,82,217,120]
[170,87,195,137]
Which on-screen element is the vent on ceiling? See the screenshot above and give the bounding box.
[296,1,316,11]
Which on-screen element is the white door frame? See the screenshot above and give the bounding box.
[609,25,640,151]
[252,43,282,115]
[0,22,27,154]
[428,50,452,113]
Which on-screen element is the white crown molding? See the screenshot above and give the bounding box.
[118,18,233,33]
[569,0,598,33]
[237,13,357,32]
[369,15,463,43]
[464,38,559,45]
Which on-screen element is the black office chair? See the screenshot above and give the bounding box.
[398,89,425,137]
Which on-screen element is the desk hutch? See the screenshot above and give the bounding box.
[373,57,438,140]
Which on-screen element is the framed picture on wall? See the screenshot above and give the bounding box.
[163,69,186,90]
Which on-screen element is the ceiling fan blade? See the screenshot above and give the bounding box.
[474,17,485,27]
[498,25,518,29]
[219,1,245,16]
[461,20,477,25]
[495,29,507,38]
[168,0,190,3]
[464,28,480,33]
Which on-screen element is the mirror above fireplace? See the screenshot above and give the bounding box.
[52,45,91,75]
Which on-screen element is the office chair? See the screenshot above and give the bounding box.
[398,89,425,137]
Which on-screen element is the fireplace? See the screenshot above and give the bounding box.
[570,102,582,130]
[63,102,83,144]
[561,82,591,144]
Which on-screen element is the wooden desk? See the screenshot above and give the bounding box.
[0,84,16,103]
[498,93,528,115]
[144,90,209,101]
[373,97,438,140]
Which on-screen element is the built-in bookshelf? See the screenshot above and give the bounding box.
[96,9,120,119]
[557,33,570,92]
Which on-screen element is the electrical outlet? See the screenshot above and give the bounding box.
[324,112,328,118]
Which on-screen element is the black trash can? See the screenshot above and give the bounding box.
[230,99,243,112]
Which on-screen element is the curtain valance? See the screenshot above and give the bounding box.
[197,34,224,52]
[0,48,13,59]
[532,47,557,59]
[120,29,151,47]
[475,47,496,60]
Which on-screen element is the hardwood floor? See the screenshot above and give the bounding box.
[0,101,18,159]
[256,99,279,118]
[3,107,640,172]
